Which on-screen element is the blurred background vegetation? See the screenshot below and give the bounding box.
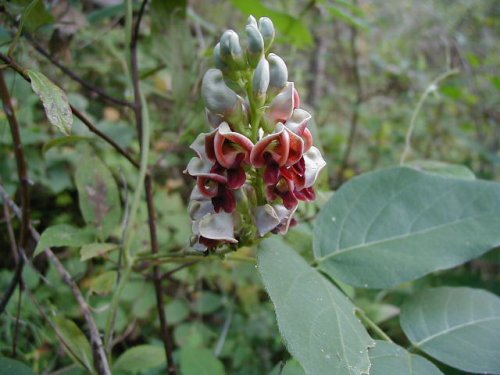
[0,0,498,374]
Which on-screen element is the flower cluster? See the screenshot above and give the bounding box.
[185,16,326,251]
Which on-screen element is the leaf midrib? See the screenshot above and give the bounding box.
[414,316,500,347]
[317,214,499,262]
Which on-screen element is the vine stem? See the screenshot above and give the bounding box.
[400,68,460,165]
[355,308,393,343]
[127,1,177,373]
[0,70,29,323]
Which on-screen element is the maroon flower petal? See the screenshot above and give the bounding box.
[281,190,298,209]
[227,166,247,189]
[197,177,219,198]
[285,128,304,166]
[264,159,280,185]
[212,185,236,213]
[250,123,289,167]
[214,122,254,168]
[302,128,313,152]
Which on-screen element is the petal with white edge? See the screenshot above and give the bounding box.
[302,146,326,188]
[268,82,294,122]
[253,204,281,236]
[284,108,311,135]
[198,212,238,243]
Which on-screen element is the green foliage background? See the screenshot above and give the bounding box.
[0,0,498,374]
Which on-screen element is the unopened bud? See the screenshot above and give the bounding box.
[220,30,245,69]
[245,24,264,68]
[268,53,288,93]
[259,17,275,50]
[253,57,270,106]
[202,69,238,116]
[247,15,258,28]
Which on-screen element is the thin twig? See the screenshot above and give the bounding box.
[2,9,133,108]
[0,70,29,314]
[2,198,23,356]
[336,17,363,187]
[0,52,140,169]
[0,184,112,375]
[130,2,177,373]
[26,35,134,108]
[399,68,460,164]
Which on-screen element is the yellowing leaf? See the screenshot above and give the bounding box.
[28,70,73,135]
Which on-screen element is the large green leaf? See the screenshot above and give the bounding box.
[75,154,122,239]
[314,167,500,288]
[400,287,500,374]
[27,70,73,135]
[179,347,226,375]
[53,316,94,372]
[258,238,374,375]
[34,224,95,257]
[407,160,475,180]
[0,357,37,375]
[113,345,166,373]
[368,341,443,375]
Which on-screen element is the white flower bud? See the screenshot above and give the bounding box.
[252,57,270,105]
[247,15,258,28]
[259,17,275,50]
[245,24,264,68]
[268,53,288,93]
[202,69,238,116]
[220,30,245,68]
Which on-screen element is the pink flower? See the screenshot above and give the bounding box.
[250,123,304,185]
[185,18,327,251]
[185,123,254,215]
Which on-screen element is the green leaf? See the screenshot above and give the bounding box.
[258,238,374,375]
[8,0,53,32]
[179,347,226,375]
[151,0,187,33]
[327,4,369,30]
[407,160,475,180]
[281,359,306,375]
[0,357,37,375]
[113,345,166,373]
[400,287,500,374]
[192,292,222,315]
[75,154,122,239]
[229,0,313,47]
[314,167,500,288]
[80,243,118,261]
[90,271,117,295]
[165,300,189,325]
[34,224,95,257]
[27,70,73,135]
[42,135,94,153]
[53,316,94,372]
[269,359,305,375]
[368,341,443,375]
